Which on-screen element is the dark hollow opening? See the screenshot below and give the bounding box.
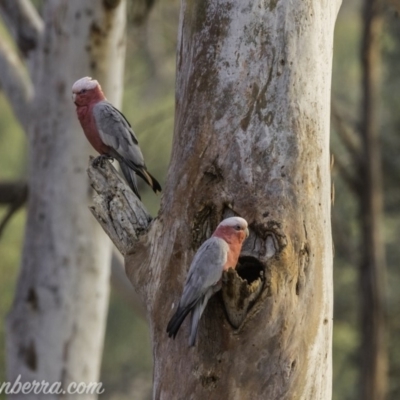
[236,256,264,284]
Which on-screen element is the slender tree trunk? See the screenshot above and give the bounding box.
[5,1,126,397]
[359,0,387,399]
[89,0,341,398]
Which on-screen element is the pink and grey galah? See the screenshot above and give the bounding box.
[72,76,161,200]
[167,216,249,346]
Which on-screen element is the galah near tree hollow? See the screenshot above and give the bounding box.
[167,216,249,346]
[72,76,161,200]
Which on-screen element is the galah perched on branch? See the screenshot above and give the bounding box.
[167,216,249,346]
[72,76,161,200]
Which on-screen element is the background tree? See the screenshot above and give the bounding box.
[89,0,341,397]
[359,0,387,398]
[331,0,388,398]
[0,0,126,395]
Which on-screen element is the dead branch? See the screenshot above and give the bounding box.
[0,181,28,237]
[0,0,44,56]
[87,157,152,257]
[0,181,27,204]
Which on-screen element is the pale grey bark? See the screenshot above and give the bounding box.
[2,1,127,398]
[0,39,33,130]
[89,0,341,398]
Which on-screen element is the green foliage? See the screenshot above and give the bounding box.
[0,209,25,395]
[0,92,27,393]
[0,95,27,179]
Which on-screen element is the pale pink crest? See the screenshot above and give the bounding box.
[218,217,248,231]
[72,77,99,94]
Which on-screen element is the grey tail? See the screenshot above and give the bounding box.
[166,304,193,339]
[108,149,161,195]
[120,162,141,200]
[135,167,162,194]
[189,294,209,347]
[189,308,200,347]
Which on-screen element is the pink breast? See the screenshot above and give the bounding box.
[77,105,110,155]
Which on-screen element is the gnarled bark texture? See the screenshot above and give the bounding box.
[89,0,340,398]
[2,1,126,397]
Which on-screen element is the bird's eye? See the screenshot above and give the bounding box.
[80,89,87,94]
[235,225,241,231]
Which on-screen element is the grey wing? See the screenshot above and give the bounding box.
[92,101,145,168]
[120,162,140,199]
[179,237,228,310]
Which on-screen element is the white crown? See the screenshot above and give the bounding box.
[72,77,99,93]
[219,216,248,229]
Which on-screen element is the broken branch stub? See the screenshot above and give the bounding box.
[87,157,152,256]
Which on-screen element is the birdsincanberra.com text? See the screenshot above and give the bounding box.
[0,375,105,395]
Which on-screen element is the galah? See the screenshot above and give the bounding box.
[72,76,161,200]
[167,216,249,346]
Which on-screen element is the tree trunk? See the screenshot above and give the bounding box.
[359,0,387,399]
[89,0,340,398]
[4,0,126,396]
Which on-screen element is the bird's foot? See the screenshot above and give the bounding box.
[92,154,114,168]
